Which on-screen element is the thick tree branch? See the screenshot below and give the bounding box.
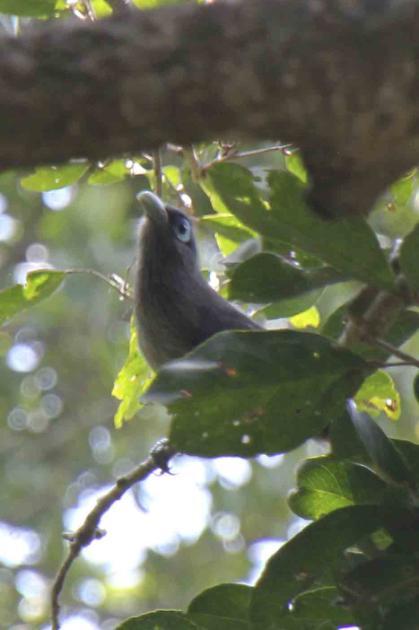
[2,0,419,216]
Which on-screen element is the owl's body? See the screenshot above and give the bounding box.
[135,193,260,370]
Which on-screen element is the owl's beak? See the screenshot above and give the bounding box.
[137,191,168,225]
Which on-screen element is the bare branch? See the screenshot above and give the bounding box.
[368,337,419,368]
[51,440,175,630]
[153,148,163,197]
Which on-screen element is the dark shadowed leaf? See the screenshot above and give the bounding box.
[188,584,252,619]
[289,456,388,520]
[0,270,64,326]
[383,599,419,630]
[116,610,202,629]
[268,171,394,289]
[260,290,323,319]
[290,586,354,628]
[400,223,419,290]
[228,253,344,303]
[250,506,400,628]
[143,331,367,457]
[348,402,414,486]
[340,554,419,609]
[188,584,252,629]
[392,440,419,484]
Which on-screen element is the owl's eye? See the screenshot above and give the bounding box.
[172,215,192,243]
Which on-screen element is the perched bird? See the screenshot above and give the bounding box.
[135,191,261,370]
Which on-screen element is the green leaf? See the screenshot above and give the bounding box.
[112,319,152,428]
[21,164,88,191]
[290,587,354,628]
[289,305,320,329]
[340,554,419,609]
[285,153,308,184]
[329,409,370,460]
[228,253,345,303]
[207,164,394,289]
[383,599,419,630]
[0,270,64,326]
[392,439,419,485]
[0,0,58,16]
[143,331,367,457]
[348,402,414,486]
[268,170,395,289]
[88,160,129,185]
[205,163,274,234]
[355,370,401,421]
[400,223,419,291]
[188,584,253,630]
[260,290,323,319]
[133,0,189,7]
[250,506,402,627]
[390,171,416,206]
[201,214,255,244]
[289,457,388,520]
[116,610,202,630]
[188,584,252,620]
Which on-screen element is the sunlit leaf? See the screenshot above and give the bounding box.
[88,160,128,185]
[390,171,416,206]
[0,0,59,16]
[355,370,401,421]
[112,319,152,428]
[289,306,320,329]
[289,456,388,520]
[0,270,64,326]
[21,164,88,192]
[285,153,308,184]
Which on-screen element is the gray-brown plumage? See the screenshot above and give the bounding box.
[135,192,260,370]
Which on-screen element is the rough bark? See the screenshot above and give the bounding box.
[1,0,419,217]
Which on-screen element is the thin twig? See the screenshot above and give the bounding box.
[83,0,96,20]
[163,170,188,210]
[202,143,295,172]
[65,268,133,299]
[183,146,202,181]
[368,336,419,368]
[51,441,175,630]
[376,361,419,369]
[153,149,163,197]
